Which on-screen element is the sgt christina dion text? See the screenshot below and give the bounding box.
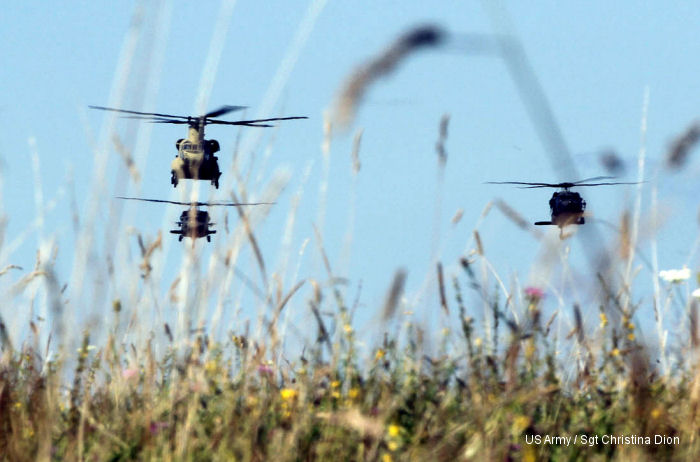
[525,434,680,446]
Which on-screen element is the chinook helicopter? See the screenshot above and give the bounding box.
[487,177,639,230]
[117,197,273,242]
[91,105,307,188]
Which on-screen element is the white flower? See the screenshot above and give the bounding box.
[659,267,691,283]
[692,288,700,299]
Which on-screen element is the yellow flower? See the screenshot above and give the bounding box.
[388,424,401,437]
[382,454,393,462]
[387,441,399,451]
[626,322,635,331]
[204,360,217,373]
[474,337,483,347]
[344,324,353,334]
[627,333,636,341]
[611,348,620,357]
[513,415,530,434]
[348,387,360,399]
[331,380,341,389]
[280,388,298,401]
[651,408,662,419]
[375,349,386,360]
[599,313,608,327]
[332,391,341,399]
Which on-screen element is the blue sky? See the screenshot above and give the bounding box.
[3,1,700,351]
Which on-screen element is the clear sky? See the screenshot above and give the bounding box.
[3,1,700,352]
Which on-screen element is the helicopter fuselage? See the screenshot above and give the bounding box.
[546,189,586,227]
[170,126,222,188]
[170,207,217,242]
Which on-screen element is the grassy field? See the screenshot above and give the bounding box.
[1,252,700,461]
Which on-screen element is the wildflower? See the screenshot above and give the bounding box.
[611,348,621,357]
[651,408,662,419]
[343,324,353,334]
[512,415,530,434]
[524,286,545,301]
[122,367,138,380]
[627,333,636,341]
[387,440,399,451]
[659,267,691,283]
[388,424,401,437]
[149,421,169,436]
[331,380,341,389]
[257,364,274,375]
[204,360,218,374]
[474,337,483,347]
[599,313,608,328]
[382,454,393,462]
[375,349,386,360]
[280,388,298,401]
[348,387,360,399]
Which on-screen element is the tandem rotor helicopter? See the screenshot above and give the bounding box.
[117,197,273,243]
[91,105,307,188]
[488,176,640,233]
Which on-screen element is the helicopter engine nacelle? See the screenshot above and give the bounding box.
[206,139,220,154]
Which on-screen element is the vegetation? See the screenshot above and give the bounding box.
[1,253,699,461]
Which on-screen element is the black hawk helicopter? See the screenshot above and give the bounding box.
[117,197,273,242]
[91,105,307,189]
[487,176,639,229]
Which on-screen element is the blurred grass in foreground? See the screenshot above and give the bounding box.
[1,261,699,462]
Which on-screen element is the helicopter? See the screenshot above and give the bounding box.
[91,105,307,188]
[487,176,639,230]
[117,197,273,242]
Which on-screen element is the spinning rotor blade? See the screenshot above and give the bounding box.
[204,105,247,118]
[485,181,560,188]
[117,196,274,207]
[487,177,640,189]
[89,105,190,120]
[571,176,616,184]
[208,115,308,127]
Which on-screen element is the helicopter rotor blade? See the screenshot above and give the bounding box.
[208,116,308,127]
[204,105,247,118]
[567,181,642,187]
[116,196,275,207]
[485,181,560,187]
[571,176,617,184]
[89,105,190,120]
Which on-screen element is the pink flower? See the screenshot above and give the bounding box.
[524,287,545,300]
[257,364,274,375]
[122,368,138,380]
[149,421,169,436]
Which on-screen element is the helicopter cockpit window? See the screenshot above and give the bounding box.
[180,142,201,152]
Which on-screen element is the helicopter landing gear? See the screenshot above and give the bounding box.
[212,179,219,189]
[178,235,183,242]
[578,217,585,225]
[171,171,178,188]
[207,235,211,242]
